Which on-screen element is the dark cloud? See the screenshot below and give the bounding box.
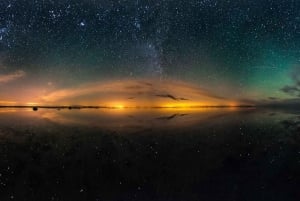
[281,86,300,96]
[259,98,300,108]
[280,66,300,97]
[156,94,178,100]
[155,94,188,101]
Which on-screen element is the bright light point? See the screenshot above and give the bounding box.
[112,105,125,109]
[116,105,124,109]
[162,104,190,108]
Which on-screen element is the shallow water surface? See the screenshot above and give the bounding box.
[0,108,299,201]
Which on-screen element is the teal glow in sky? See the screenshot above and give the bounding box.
[0,0,299,106]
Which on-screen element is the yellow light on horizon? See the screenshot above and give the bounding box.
[26,102,40,106]
[108,104,125,109]
[161,102,210,108]
[162,104,191,108]
[115,105,124,109]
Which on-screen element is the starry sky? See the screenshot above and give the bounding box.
[0,0,299,106]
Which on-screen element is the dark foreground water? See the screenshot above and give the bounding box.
[0,108,299,201]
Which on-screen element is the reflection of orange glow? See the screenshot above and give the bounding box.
[0,109,17,113]
[35,107,245,132]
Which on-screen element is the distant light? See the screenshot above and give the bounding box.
[114,105,124,109]
[162,103,195,108]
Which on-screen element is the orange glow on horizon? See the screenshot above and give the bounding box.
[0,79,251,107]
[0,101,17,105]
[113,105,125,109]
[1,100,250,108]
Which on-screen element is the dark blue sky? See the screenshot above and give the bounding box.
[0,0,299,105]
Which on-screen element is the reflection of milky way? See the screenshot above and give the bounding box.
[0,107,246,133]
[39,108,241,132]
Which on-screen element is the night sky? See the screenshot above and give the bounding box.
[0,0,299,106]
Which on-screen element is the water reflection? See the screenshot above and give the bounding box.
[0,108,298,201]
[1,108,252,132]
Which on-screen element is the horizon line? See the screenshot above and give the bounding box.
[0,105,255,109]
